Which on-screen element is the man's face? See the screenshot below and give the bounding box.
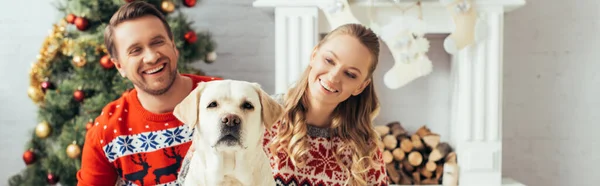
[112,15,179,95]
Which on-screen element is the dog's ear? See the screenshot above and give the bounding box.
[174,82,207,129]
[252,83,283,129]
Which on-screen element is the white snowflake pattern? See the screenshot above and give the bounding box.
[102,125,193,162]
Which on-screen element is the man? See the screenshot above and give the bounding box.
[76,2,221,185]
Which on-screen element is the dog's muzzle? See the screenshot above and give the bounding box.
[215,114,244,147]
[222,114,241,127]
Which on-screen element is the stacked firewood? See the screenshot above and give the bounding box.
[375,121,458,185]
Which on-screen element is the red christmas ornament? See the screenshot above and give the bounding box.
[86,120,93,131]
[47,173,59,184]
[73,89,85,102]
[100,55,114,69]
[66,14,76,24]
[41,80,54,93]
[183,0,196,7]
[74,17,89,31]
[184,31,197,44]
[23,149,35,165]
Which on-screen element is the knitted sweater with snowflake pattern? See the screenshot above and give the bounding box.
[76,74,221,186]
[262,121,389,186]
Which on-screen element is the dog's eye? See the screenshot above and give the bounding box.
[242,102,254,110]
[207,101,218,108]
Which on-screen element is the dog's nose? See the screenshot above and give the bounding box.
[221,114,241,127]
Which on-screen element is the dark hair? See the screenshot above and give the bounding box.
[104,1,173,58]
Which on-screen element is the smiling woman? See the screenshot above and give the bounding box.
[264,23,388,186]
[307,33,375,106]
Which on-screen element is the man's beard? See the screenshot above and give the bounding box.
[134,67,178,96]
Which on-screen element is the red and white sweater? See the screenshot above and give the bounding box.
[262,122,389,186]
[76,74,221,186]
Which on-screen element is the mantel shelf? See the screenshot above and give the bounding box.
[253,0,525,12]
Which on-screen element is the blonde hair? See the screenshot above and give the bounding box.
[269,23,383,185]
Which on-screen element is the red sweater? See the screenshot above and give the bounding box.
[263,121,389,186]
[76,74,221,186]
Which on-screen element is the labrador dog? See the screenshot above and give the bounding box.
[173,80,282,186]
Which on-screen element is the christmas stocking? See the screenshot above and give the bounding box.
[380,16,433,89]
[318,0,361,30]
[441,0,482,54]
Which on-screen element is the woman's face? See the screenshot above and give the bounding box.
[307,34,373,106]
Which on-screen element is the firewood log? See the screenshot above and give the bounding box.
[421,178,438,184]
[392,148,405,161]
[435,164,443,180]
[442,162,459,186]
[412,171,421,184]
[383,135,397,150]
[387,121,407,137]
[411,134,424,151]
[422,133,440,148]
[401,159,414,173]
[429,142,452,162]
[420,167,433,178]
[415,125,432,138]
[374,125,390,136]
[377,122,458,185]
[386,163,400,184]
[408,151,423,166]
[398,166,413,185]
[399,137,414,153]
[425,161,437,172]
[382,150,393,164]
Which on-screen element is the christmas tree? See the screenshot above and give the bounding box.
[9,0,216,185]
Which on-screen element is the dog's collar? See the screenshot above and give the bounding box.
[306,124,331,138]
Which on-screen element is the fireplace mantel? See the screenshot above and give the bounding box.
[253,0,526,186]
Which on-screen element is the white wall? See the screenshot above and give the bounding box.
[502,0,600,185]
[0,0,60,184]
[1,0,598,185]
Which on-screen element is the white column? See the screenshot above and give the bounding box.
[274,7,319,94]
[450,9,504,186]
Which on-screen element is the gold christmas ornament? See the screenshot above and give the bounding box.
[72,55,87,67]
[35,121,51,139]
[161,0,175,13]
[66,141,81,159]
[27,86,44,103]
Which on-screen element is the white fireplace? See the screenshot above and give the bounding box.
[253,0,526,185]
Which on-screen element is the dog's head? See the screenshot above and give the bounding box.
[173,80,283,151]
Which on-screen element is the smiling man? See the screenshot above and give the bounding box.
[76,2,221,186]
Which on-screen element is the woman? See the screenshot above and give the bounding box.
[264,23,387,186]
